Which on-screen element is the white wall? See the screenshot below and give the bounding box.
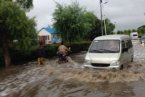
[38,29,52,41]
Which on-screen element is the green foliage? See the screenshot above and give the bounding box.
[10,48,37,64]
[0,49,4,66]
[44,41,91,57]
[103,19,115,35]
[88,19,102,40]
[15,0,33,10]
[116,29,137,35]
[69,41,91,53]
[138,25,145,35]
[0,47,37,66]
[53,2,84,44]
[0,1,37,50]
[0,42,91,66]
[0,0,33,10]
[0,2,37,49]
[44,45,58,58]
[117,30,122,34]
[53,2,115,42]
[0,1,36,66]
[80,12,100,40]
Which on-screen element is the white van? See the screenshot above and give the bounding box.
[130,32,138,40]
[84,35,134,70]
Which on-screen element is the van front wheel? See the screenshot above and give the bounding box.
[119,65,124,70]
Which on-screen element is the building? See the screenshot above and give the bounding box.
[38,27,61,44]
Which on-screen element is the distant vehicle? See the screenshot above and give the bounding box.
[84,35,134,70]
[140,36,145,44]
[130,32,138,39]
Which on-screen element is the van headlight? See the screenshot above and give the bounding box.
[110,61,120,66]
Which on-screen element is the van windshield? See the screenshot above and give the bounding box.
[133,34,137,36]
[89,40,120,53]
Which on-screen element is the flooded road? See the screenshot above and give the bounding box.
[0,40,145,97]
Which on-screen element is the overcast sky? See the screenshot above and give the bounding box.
[27,0,145,31]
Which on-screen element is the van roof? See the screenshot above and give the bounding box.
[94,35,130,40]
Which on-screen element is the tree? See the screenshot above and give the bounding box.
[132,29,137,32]
[117,29,137,35]
[53,2,115,42]
[78,12,104,41]
[138,25,145,35]
[53,2,84,44]
[0,1,36,66]
[88,18,101,40]
[53,2,101,43]
[0,0,33,10]
[103,19,115,35]
[117,30,123,34]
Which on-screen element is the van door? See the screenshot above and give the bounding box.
[120,40,129,65]
[126,39,133,62]
[124,40,131,62]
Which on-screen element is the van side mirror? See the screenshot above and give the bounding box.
[122,48,128,52]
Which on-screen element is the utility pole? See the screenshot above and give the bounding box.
[100,0,103,36]
[104,19,107,35]
[103,1,108,35]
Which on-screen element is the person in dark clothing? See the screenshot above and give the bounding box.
[37,43,45,65]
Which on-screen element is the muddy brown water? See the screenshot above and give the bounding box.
[0,40,145,97]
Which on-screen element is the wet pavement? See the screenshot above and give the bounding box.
[0,40,145,97]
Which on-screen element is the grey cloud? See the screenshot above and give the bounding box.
[27,0,145,31]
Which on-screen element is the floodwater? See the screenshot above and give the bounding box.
[0,40,145,97]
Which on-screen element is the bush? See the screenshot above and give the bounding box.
[68,41,91,53]
[44,44,58,58]
[10,48,37,65]
[80,41,91,51]
[0,41,91,66]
